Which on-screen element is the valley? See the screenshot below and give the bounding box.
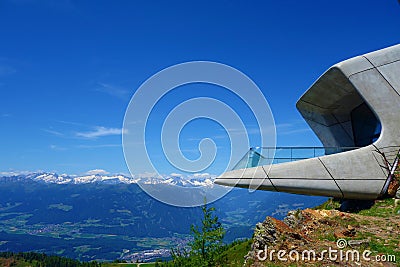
[0,173,326,262]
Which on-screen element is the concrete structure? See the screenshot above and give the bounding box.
[215,44,400,200]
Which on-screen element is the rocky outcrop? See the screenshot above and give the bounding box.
[244,203,400,266]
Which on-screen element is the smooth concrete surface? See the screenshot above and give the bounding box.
[215,44,400,200]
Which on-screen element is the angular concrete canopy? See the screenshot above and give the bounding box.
[215,44,400,200]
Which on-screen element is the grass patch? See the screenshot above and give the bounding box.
[103,263,155,267]
[356,198,400,217]
[313,198,340,210]
[216,239,252,266]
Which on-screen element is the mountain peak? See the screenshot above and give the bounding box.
[0,171,215,187]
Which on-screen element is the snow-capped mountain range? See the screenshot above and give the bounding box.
[0,172,215,187]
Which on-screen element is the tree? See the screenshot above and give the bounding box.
[189,200,225,266]
[168,200,225,266]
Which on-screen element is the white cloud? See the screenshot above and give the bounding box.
[170,172,183,177]
[76,144,121,149]
[214,126,275,138]
[96,82,130,99]
[135,172,163,179]
[85,169,109,175]
[192,173,211,178]
[43,129,64,137]
[56,120,86,127]
[276,121,311,135]
[50,144,67,151]
[76,126,127,139]
[0,65,16,76]
[0,170,31,176]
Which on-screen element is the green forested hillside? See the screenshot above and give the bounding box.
[0,179,324,261]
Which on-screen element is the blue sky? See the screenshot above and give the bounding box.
[0,0,399,176]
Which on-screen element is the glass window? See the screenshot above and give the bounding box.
[351,103,381,147]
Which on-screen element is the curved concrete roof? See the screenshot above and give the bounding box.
[215,44,400,200]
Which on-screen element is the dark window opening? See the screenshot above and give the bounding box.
[351,103,381,147]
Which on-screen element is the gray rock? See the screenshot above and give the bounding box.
[348,239,370,247]
[396,187,400,199]
[284,209,303,228]
[244,217,278,263]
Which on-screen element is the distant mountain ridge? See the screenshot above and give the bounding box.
[0,172,214,187]
[0,171,327,261]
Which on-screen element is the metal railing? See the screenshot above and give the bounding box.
[233,146,360,170]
